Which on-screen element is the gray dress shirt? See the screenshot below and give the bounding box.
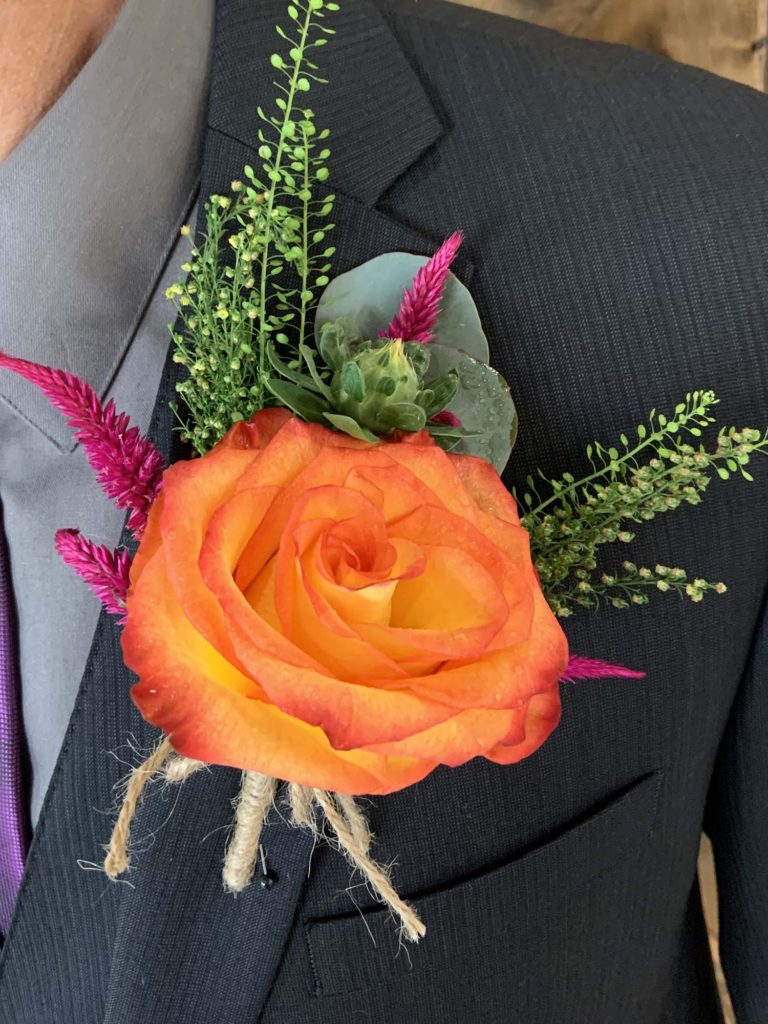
[0,0,214,824]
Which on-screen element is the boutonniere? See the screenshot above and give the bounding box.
[2,0,766,943]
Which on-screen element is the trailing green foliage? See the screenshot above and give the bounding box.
[167,0,338,454]
[518,391,768,616]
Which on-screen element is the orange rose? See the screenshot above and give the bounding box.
[123,409,569,796]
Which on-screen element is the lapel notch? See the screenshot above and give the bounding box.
[208,0,444,207]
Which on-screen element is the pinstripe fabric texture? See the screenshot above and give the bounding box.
[0,501,27,935]
[1,0,768,1020]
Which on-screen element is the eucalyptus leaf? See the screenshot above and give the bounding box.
[316,252,489,362]
[323,413,380,443]
[425,344,518,473]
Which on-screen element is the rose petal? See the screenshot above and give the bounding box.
[484,689,562,765]
[361,706,522,764]
[124,544,437,795]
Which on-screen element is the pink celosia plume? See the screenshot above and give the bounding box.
[383,231,464,344]
[429,410,463,428]
[55,529,133,620]
[0,353,164,536]
[561,655,645,683]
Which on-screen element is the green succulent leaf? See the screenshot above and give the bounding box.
[377,402,427,433]
[265,378,331,422]
[404,341,431,378]
[340,360,366,402]
[266,340,322,393]
[425,423,468,439]
[323,413,380,443]
[315,252,489,362]
[375,376,397,396]
[422,369,460,417]
[298,343,334,401]
[318,318,360,370]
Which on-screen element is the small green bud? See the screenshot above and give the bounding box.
[330,336,423,436]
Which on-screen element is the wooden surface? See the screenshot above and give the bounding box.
[700,838,736,1024]
[447,0,768,90]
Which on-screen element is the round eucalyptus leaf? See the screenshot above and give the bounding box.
[425,344,518,474]
[315,252,489,363]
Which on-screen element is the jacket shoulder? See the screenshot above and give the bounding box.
[378,0,768,115]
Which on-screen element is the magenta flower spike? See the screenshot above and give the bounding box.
[383,231,464,344]
[54,530,133,620]
[561,655,645,683]
[429,409,463,428]
[0,353,165,537]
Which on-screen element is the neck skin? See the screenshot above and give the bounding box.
[0,0,124,162]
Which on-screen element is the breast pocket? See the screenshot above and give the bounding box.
[301,770,663,1001]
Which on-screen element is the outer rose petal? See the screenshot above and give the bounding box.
[361,706,526,764]
[214,406,293,451]
[400,587,568,710]
[124,546,437,795]
[484,689,562,765]
[125,411,570,794]
[158,445,261,661]
[451,451,522,524]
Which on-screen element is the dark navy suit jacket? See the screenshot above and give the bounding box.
[1,0,767,1020]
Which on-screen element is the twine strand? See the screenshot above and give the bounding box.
[288,782,314,826]
[222,771,277,892]
[164,755,207,783]
[104,735,174,878]
[101,751,425,941]
[335,791,372,855]
[312,788,426,942]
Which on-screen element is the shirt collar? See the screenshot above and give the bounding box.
[0,0,214,449]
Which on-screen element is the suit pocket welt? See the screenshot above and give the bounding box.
[304,770,663,997]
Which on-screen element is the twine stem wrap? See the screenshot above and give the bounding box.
[163,755,207,783]
[104,748,425,941]
[222,771,277,892]
[104,736,174,878]
[288,781,314,826]
[310,787,426,942]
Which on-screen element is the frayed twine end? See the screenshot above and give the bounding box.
[101,745,425,943]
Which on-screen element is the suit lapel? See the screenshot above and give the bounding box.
[0,1,452,1021]
[208,0,444,207]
